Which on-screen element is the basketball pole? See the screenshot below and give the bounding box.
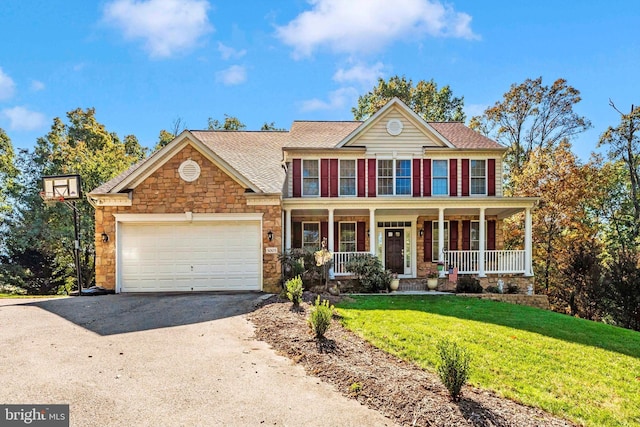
[71,201,83,296]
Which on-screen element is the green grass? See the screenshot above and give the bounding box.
[336,295,640,427]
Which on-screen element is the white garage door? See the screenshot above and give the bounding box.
[119,221,261,292]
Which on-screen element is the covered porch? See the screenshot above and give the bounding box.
[282,198,536,279]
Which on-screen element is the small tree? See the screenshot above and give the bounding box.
[307,296,334,339]
[436,339,471,402]
[285,275,303,307]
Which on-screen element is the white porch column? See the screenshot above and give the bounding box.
[478,207,486,277]
[525,207,533,276]
[369,208,376,255]
[438,207,445,278]
[327,208,334,251]
[285,209,291,250]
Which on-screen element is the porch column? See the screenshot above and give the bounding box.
[478,207,486,277]
[438,207,445,278]
[284,209,292,250]
[327,208,334,251]
[369,208,376,255]
[525,207,533,276]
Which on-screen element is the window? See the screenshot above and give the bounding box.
[339,160,356,196]
[378,159,411,195]
[470,221,487,250]
[302,222,320,251]
[432,221,449,261]
[339,222,356,252]
[432,160,448,195]
[470,160,486,195]
[302,160,319,196]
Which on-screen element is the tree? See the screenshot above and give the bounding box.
[352,76,465,122]
[261,122,284,131]
[603,250,640,331]
[598,101,640,242]
[207,114,246,131]
[154,117,187,151]
[470,77,591,175]
[0,128,18,216]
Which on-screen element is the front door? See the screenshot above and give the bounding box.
[385,229,404,274]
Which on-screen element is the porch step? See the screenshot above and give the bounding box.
[398,278,427,291]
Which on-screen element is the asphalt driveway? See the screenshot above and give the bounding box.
[0,294,397,426]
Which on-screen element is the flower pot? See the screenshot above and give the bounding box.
[427,278,438,291]
[390,279,400,292]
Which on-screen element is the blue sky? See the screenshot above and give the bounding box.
[0,0,638,160]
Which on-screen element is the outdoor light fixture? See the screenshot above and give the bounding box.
[101,232,109,243]
[419,228,424,237]
[267,230,273,241]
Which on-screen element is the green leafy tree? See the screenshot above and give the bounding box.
[207,114,246,131]
[353,76,465,122]
[0,128,18,216]
[154,117,187,151]
[470,77,591,175]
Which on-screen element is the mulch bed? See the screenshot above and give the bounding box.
[247,293,576,427]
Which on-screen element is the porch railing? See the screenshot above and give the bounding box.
[443,250,526,274]
[333,251,372,276]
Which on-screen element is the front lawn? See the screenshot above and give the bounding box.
[337,295,640,427]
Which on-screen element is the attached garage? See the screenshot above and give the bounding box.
[116,215,262,292]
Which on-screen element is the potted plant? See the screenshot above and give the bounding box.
[389,272,400,292]
[426,270,439,291]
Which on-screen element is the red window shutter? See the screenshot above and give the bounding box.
[449,220,459,251]
[488,159,496,196]
[292,159,301,198]
[424,221,432,262]
[330,159,339,197]
[334,222,339,251]
[357,159,366,197]
[423,159,431,197]
[320,221,328,246]
[488,220,496,250]
[320,159,329,197]
[462,220,471,250]
[461,159,469,196]
[449,159,457,196]
[292,222,302,248]
[367,158,376,197]
[357,222,366,252]
[412,158,421,197]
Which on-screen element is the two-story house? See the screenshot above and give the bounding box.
[89,98,537,293]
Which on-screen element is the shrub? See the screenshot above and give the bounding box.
[0,283,27,295]
[307,296,334,339]
[285,275,303,307]
[279,248,324,289]
[436,339,471,402]
[485,285,501,294]
[456,276,483,293]
[344,254,392,292]
[505,283,520,294]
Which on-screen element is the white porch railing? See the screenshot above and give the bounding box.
[443,250,526,274]
[333,251,371,276]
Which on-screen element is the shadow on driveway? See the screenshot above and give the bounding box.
[24,292,266,336]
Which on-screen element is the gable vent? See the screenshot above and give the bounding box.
[178,159,201,182]
[386,119,403,136]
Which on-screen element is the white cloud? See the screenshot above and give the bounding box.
[333,62,385,87]
[0,68,16,101]
[215,65,247,85]
[276,0,478,58]
[218,42,246,60]
[103,0,213,58]
[1,106,47,131]
[30,80,45,92]
[300,87,358,112]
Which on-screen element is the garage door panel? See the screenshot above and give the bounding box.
[119,221,261,292]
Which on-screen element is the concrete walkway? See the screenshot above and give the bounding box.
[0,294,397,426]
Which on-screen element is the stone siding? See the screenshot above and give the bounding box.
[94,144,282,293]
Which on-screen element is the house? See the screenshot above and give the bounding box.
[89,98,537,293]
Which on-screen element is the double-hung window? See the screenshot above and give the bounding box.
[339,222,356,252]
[378,159,411,195]
[432,160,448,195]
[432,221,449,261]
[302,160,319,196]
[302,222,320,251]
[470,160,486,195]
[470,221,487,250]
[339,160,356,196]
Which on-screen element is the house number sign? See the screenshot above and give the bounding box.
[265,247,278,254]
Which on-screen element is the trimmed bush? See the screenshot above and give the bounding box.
[279,248,324,289]
[436,339,471,402]
[307,296,334,339]
[456,276,483,293]
[344,254,392,292]
[485,285,502,294]
[505,283,520,294]
[285,275,303,307]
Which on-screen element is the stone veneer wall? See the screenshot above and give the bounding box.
[456,294,550,310]
[94,144,282,293]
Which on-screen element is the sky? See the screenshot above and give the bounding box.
[0,0,638,160]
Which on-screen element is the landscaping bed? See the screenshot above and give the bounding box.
[248,293,574,427]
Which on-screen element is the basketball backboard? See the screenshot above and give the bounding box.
[41,174,82,201]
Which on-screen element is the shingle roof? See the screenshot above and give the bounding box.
[287,121,362,148]
[429,122,505,149]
